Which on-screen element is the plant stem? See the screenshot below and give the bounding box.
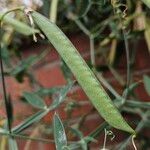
[50,0,59,23]
[0,6,24,134]
[90,35,95,67]
[0,131,78,144]
[123,29,131,89]
[0,7,24,22]
[0,24,11,133]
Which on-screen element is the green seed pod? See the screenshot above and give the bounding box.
[31,11,135,134]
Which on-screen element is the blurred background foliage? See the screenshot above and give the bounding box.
[0,0,150,149]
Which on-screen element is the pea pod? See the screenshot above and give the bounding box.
[31,11,135,134]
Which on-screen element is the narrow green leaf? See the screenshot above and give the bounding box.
[12,110,47,133]
[53,113,67,150]
[0,13,39,35]
[143,75,150,96]
[10,55,38,76]
[141,0,150,8]
[12,82,73,134]
[32,11,135,134]
[123,81,141,97]
[35,87,60,96]
[23,92,47,109]
[69,127,83,139]
[126,101,150,109]
[8,138,18,150]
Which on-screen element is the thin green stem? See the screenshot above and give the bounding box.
[0,131,78,144]
[50,0,59,23]
[0,7,24,22]
[90,36,95,67]
[74,18,96,68]
[74,19,90,36]
[0,6,25,134]
[123,29,131,89]
[0,20,11,134]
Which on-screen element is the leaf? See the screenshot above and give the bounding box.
[32,11,135,134]
[69,127,83,139]
[0,13,39,35]
[141,0,150,8]
[12,82,73,134]
[8,138,18,150]
[23,92,47,109]
[123,81,141,97]
[12,110,47,133]
[53,113,67,150]
[35,87,60,96]
[143,75,150,96]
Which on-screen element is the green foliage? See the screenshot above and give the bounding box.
[23,92,47,109]
[12,110,47,134]
[12,82,73,134]
[53,113,68,150]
